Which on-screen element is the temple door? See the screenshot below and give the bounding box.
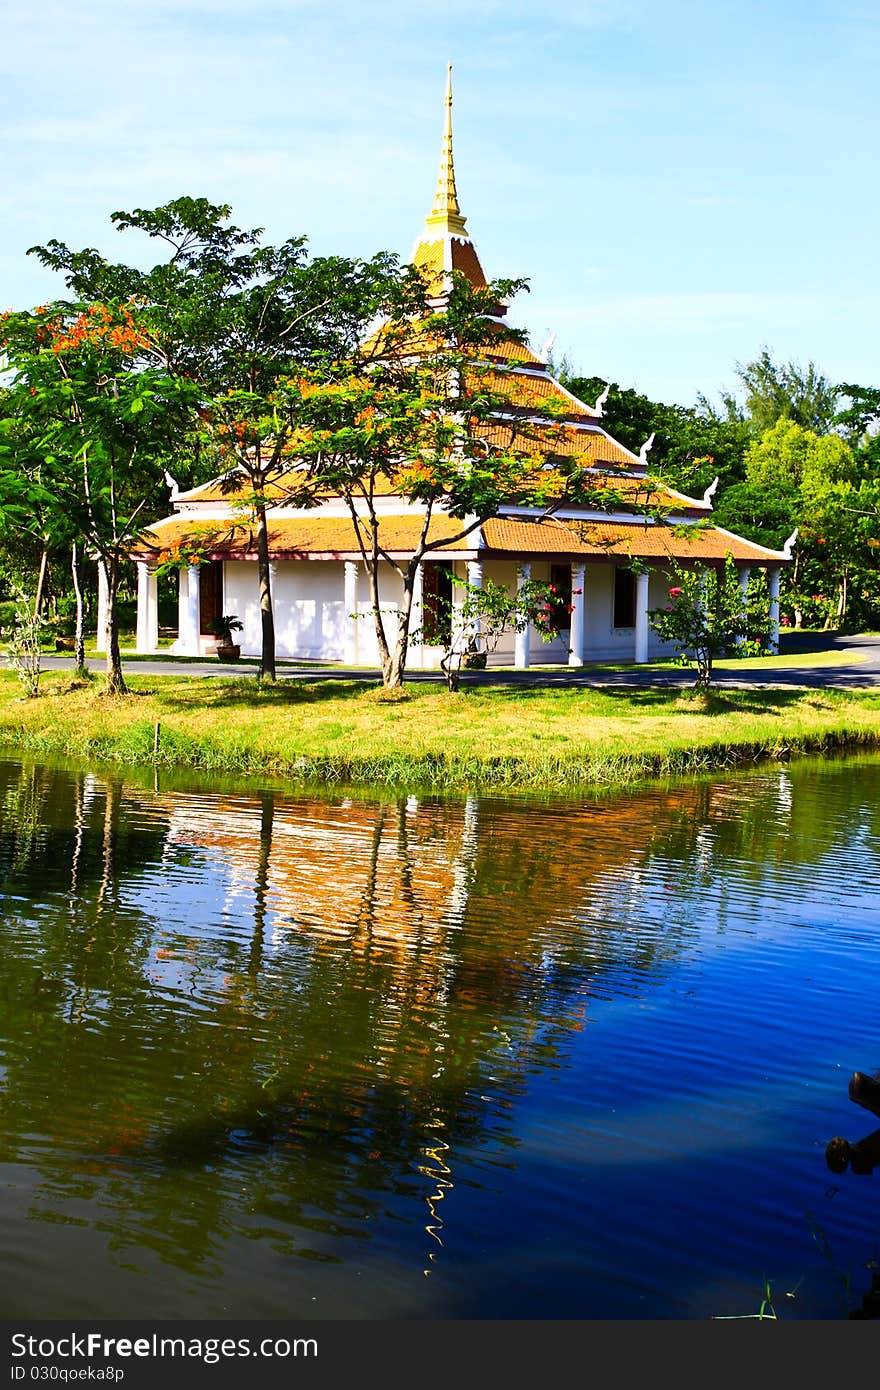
[199,562,223,635]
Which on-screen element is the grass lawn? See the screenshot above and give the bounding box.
[2,669,879,791]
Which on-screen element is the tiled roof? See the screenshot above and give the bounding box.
[467,368,599,420]
[411,234,488,294]
[133,513,478,560]
[481,516,790,563]
[479,421,642,468]
[171,446,706,515]
[135,510,787,565]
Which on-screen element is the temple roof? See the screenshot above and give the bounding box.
[134,510,789,566]
[133,512,478,561]
[481,517,791,563]
[134,72,788,574]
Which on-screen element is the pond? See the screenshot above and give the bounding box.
[1,751,878,1320]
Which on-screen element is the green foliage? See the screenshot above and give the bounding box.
[559,372,752,496]
[3,590,49,697]
[728,347,841,434]
[648,557,772,688]
[34,196,433,682]
[0,600,20,631]
[208,614,243,644]
[419,572,569,691]
[710,480,797,551]
[834,383,880,451]
[281,271,659,689]
[745,418,856,492]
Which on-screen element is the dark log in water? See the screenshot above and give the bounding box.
[848,1071,880,1119]
[825,1127,880,1175]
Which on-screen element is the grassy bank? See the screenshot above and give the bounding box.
[2,670,880,791]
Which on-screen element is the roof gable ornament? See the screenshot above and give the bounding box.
[702,475,719,506]
[638,432,655,464]
[593,383,610,417]
[163,469,180,500]
[783,527,799,558]
[539,330,556,365]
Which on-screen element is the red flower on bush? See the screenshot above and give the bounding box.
[668,586,682,598]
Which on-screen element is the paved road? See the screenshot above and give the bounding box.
[40,632,880,690]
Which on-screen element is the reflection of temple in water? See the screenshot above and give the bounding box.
[7,756,853,1306]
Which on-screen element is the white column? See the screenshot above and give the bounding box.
[768,567,781,654]
[344,561,359,666]
[135,562,158,654]
[136,562,148,653]
[95,560,109,653]
[467,559,484,652]
[634,570,650,664]
[176,567,188,652]
[738,567,751,648]
[569,562,586,666]
[515,562,531,670]
[179,563,201,656]
[409,563,424,669]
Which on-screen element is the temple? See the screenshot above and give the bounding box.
[124,68,793,668]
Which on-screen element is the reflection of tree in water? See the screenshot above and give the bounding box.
[0,755,876,1296]
[0,762,172,1167]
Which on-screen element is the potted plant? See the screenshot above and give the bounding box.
[209,614,243,661]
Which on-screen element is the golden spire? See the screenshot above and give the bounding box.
[424,64,468,237]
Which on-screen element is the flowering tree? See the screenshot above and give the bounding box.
[0,300,193,693]
[416,571,571,691]
[648,555,771,689]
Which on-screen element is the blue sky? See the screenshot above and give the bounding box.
[1,0,876,407]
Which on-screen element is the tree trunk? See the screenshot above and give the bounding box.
[71,542,86,676]
[33,543,49,619]
[836,572,848,624]
[380,560,418,690]
[102,555,127,696]
[441,654,461,692]
[791,553,802,628]
[849,1071,880,1120]
[255,502,276,682]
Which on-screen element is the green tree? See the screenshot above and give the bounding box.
[0,300,192,693]
[31,198,425,682]
[0,385,94,674]
[736,418,880,629]
[834,383,880,469]
[725,347,841,435]
[648,557,771,689]
[420,570,569,692]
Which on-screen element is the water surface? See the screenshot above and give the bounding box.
[1,752,878,1319]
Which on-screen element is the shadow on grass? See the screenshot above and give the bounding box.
[143,678,381,711]
[476,683,823,716]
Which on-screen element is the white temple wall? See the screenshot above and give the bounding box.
[223,562,263,655]
[274,561,346,660]
[352,563,409,667]
[222,559,408,662]
[221,555,679,665]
